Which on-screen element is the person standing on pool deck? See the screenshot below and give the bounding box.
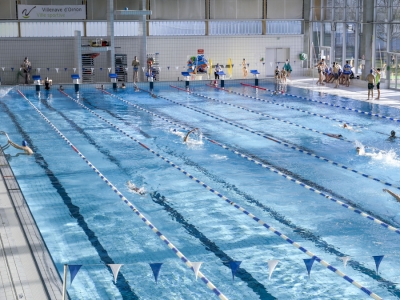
[283,60,292,79]
[132,56,140,83]
[366,69,375,100]
[214,63,221,80]
[343,60,352,87]
[374,68,381,100]
[242,58,248,78]
[22,57,32,84]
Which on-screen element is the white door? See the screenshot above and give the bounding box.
[265,48,276,76]
[265,48,290,77]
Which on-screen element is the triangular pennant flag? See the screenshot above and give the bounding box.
[175,66,179,70]
[229,261,242,280]
[270,62,273,67]
[340,256,351,268]
[55,68,59,73]
[373,255,384,274]
[159,67,162,71]
[47,68,50,71]
[294,60,296,64]
[263,62,265,66]
[149,263,163,283]
[247,63,249,67]
[232,64,234,68]
[100,67,103,71]
[64,68,67,71]
[142,67,146,72]
[68,265,82,285]
[11,67,14,71]
[91,68,94,73]
[108,68,111,73]
[303,258,315,277]
[267,260,279,280]
[191,262,203,280]
[125,67,128,71]
[107,264,123,284]
[37,68,40,72]
[1,67,4,71]
[73,68,76,72]
[19,68,22,71]
[167,66,170,70]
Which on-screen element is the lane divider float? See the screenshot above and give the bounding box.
[69,89,383,300]
[157,88,400,193]
[171,85,351,143]
[102,90,400,237]
[208,83,361,128]
[18,90,228,300]
[240,82,400,124]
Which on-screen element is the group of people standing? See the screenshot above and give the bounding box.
[315,59,353,87]
[274,60,292,83]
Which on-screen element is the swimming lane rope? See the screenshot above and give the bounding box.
[58,89,382,299]
[102,89,400,238]
[209,84,361,127]
[17,90,227,300]
[158,88,400,193]
[240,83,400,124]
[170,86,351,143]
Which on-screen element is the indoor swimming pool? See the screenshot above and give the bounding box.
[1,81,400,299]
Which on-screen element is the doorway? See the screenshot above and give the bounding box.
[265,48,290,76]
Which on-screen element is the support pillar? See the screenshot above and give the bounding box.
[361,0,374,80]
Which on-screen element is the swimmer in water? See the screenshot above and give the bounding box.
[356,147,361,155]
[383,189,400,203]
[326,133,343,139]
[127,180,145,195]
[8,139,33,155]
[390,130,396,139]
[183,128,198,143]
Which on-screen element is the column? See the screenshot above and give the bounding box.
[361,0,374,79]
[107,0,115,74]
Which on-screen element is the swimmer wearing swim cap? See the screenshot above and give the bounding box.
[8,139,33,155]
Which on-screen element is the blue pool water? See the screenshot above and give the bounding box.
[1,81,400,299]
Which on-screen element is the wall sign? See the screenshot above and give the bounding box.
[18,5,86,20]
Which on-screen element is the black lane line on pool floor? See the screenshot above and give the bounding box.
[155,142,400,297]
[150,191,276,300]
[188,91,353,143]
[0,101,139,300]
[247,83,400,124]
[155,92,400,192]
[55,91,274,298]
[80,96,152,139]
[206,84,363,128]
[99,91,400,296]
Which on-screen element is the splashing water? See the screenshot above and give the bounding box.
[0,87,13,98]
[355,140,400,167]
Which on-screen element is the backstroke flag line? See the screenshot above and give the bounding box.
[68,265,82,285]
[229,261,242,281]
[268,260,279,280]
[108,264,123,284]
[373,255,384,274]
[340,256,351,268]
[149,263,163,283]
[303,258,315,278]
[191,262,203,280]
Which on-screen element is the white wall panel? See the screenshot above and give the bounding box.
[0,22,18,37]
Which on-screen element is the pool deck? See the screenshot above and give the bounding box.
[0,148,63,300]
[0,78,398,300]
[288,76,400,109]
